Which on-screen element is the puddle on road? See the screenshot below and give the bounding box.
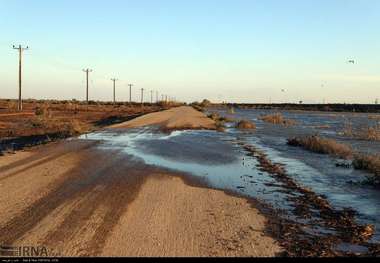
[78,118,380,248]
[79,129,290,209]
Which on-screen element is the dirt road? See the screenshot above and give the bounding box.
[111,106,216,130]
[0,106,283,257]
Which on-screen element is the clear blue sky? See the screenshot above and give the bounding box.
[0,0,379,103]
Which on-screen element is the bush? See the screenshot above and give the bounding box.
[35,107,45,116]
[208,113,220,121]
[340,120,380,141]
[260,113,297,126]
[353,154,380,186]
[200,99,211,107]
[236,120,256,130]
[358,125,380,141]
[287,136,353,159]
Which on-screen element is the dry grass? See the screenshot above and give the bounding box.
[288,135,380,186]
[341,120,380,141]
[341,121,354,137]
[236,120,256,130]
[368,115,380,120]
[0,99,169,140]
[30,116,91,136]
[206,113,226,132]
[357,124,380,141]
[8,101,18,111]
[260,113,297,126]
[287,135,353,159]
[353,154,380,185]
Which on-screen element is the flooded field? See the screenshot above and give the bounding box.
[78,108,380,255]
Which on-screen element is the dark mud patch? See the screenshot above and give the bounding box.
[92,113,144,128]
[0,132,76,155]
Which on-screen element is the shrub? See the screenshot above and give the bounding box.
[260,113,297,126]
[358,124,380,141]
[341,121,380,141]
[35,107,45,116]
[200,99,211,107]
[208,113,220,121]
[236,120,256,130]
[8,101,18,111]
[353,154,380,185]
[341,120,354,137]
[287,136,353,159]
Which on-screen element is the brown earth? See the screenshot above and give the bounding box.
[0,106,283,257]
[111,106,216,130]
[0,99,171,139]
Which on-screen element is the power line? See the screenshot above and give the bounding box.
[12,45,29,111]
[82,68,93,103]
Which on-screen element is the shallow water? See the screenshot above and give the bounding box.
[78,108,380,249]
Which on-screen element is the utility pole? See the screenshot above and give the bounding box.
[141,88,144,105]
[128,84,133,103]
[82,68,93,103]
[111,78,118,104]
[13,45,29,111]
[150,90,153,104]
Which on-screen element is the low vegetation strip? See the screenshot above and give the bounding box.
[239,142,377,257]
[342,121,380,141]
[287,136,353,159]
[0,99,172,154]
[287,135,380,186]
[260,113,297,126]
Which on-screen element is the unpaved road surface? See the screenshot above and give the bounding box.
[111,106,216,130]
[0,106,283,257]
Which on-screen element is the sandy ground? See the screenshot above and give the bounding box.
[0,106,283,257]
[111,106,216,130]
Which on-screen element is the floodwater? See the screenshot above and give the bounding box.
[78,108,380,252]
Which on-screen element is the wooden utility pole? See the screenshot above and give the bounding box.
[128,84,133,103]
[141,88,144,105]
[82,68,93,103]
[111,78,118,103]
[13,45,29,111]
